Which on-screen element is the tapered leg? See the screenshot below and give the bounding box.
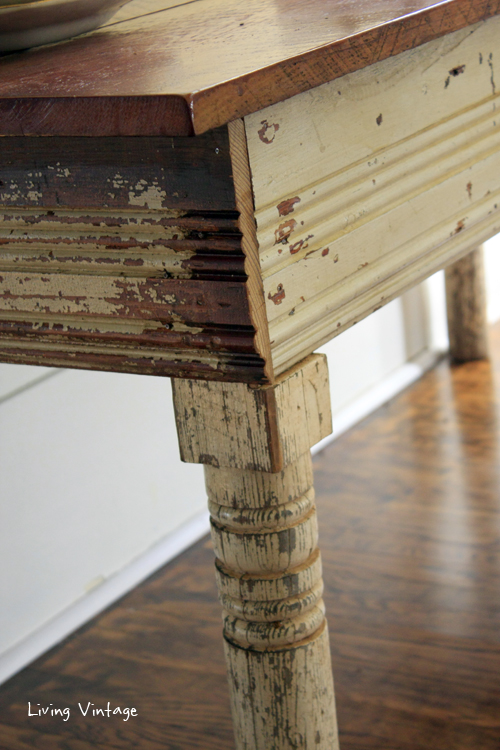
[172,355,339,750]
[445,247,489,362]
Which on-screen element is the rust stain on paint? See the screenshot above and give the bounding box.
[258,120,280,144]
[321,247,330,257]
[455,219,466,233]
[450,64,466,76]
[466,182,473,199]
[277,197,301,216]
[274,219,297,245]
[268,284,285,305]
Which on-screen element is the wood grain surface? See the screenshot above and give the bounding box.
[1,321,499,749]
[1,0,500,135]
[0,128,269,382]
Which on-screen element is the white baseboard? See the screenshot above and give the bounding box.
[0,348,442,688]
[0,510,210,687]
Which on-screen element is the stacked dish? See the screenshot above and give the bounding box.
[0,0,130,53]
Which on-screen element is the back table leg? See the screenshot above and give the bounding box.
[172,354,339,750]
[445,247,489,362]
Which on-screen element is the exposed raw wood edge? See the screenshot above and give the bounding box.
[189,0,500,135]
[257,94,500,278]
[445,246,490,361]
[271,204,500,374]
[228,120,273,383]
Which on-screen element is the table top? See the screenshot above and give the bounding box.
[0,0,498,136]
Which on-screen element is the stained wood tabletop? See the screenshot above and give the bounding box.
[0,0,499,136]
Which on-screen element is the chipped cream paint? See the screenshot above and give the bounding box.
[128,180,168,210]
[0,273,173,318]
[244,14,500,374]
[0,309,203,336]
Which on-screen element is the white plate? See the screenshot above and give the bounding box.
[0,0,131,52]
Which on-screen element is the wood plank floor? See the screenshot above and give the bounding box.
[1,323,500,749]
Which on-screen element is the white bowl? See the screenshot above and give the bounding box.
[0,0,131,52]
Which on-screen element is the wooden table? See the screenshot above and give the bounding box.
[0,1,497,746]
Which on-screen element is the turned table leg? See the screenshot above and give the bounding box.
[445,247,489,361]
[172,354,339,750]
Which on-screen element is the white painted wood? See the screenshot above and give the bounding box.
[245,16,500,374]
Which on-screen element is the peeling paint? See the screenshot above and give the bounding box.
[274,220,297,245]
[258,120,280,144]
[268,284,285,305]
[277,197,301,217]
[289,235,313,255]
[128,180,167,210]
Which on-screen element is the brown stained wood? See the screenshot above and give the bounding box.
[1,322,500,749]
[0,129,271,382]
[0,0,500,136]
[445,247,490,362]
[0,130,236,211]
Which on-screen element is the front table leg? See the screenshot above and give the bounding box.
[172,354,339,750]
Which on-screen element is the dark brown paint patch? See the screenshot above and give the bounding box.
[321,247,330,257]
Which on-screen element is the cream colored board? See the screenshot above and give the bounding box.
[224,625,339,750]
[245,15,500,374]
[172,353,331,472]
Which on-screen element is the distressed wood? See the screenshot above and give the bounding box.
[1,0,500,136]
[173,355,338,749]
[172,353,331,473]
[445,247,490,361]
[245,15,500,375]
[0,128,270,382]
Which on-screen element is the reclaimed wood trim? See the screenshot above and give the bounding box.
[245,15,500,375]
[1,0,500,136]
[227,119,274,383]
[0,128,270,382]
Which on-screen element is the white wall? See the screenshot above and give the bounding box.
[0,236,498,684]
[0,369,206,670]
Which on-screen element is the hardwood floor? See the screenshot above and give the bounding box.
[1,323,500,750]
